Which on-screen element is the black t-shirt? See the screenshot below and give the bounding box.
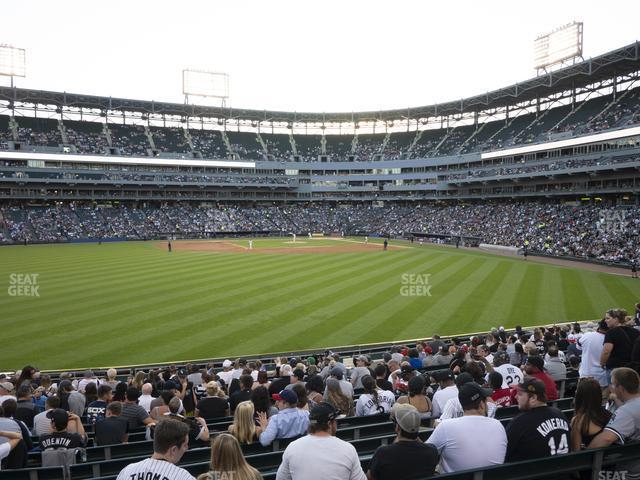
[376,378,394,392]
[269,377,290,396]
[604,326,640,369]
[229,389,252,413]
[94,417,129,446]
[86,400,108,424]
[196,397,229,419]
[15,400,37,429]
[39,431,86,450]
[369,440,439,480]
[506,406,570,462]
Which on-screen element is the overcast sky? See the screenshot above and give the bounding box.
[2,1,639,113]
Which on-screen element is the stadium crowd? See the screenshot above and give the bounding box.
[1,85,639,162]
[1,201,638,265]
[1,310,640,478]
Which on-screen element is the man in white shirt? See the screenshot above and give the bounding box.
[116,419,195,480]
[490,351,524,389]
[276,402,366,480]
[138,383,154,413]
[0,430,22,469]
[431,370,458,419]
[438,373,497,421]
[217,360,234,387]
[427,382,507,473]
[32,396,60,436]
[577,319,608,386]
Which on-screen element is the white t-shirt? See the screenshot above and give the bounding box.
[217,370,234,386]
[138,394,154,413]
[276,434,366,480]
[431,385,458,418]
[577,331,606,386]
[355,390,395,416]
[439,397,497,421]
[427,415,507,473]
[116,458,195,480]
[0,442,10,469]
[492,364,524,389]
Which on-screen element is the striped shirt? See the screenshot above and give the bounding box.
[116,458,195,480]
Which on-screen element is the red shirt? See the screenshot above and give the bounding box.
[530,371,559,400]
[492,388,512,407]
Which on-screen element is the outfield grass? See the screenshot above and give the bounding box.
[1,238,639,370]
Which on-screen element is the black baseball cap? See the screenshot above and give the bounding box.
[46,408,69,429]
[309,402,339,425]
[455,372,474,387]
[518,377,547,399]
[458,382,492,409]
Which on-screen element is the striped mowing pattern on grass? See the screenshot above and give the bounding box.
[1,239,639,370]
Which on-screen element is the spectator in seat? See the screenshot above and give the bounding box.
[95,401,129,446]
[138,383,154,413]
[489,372,512,408]
[121,387,155,430]
[251,386,277,419]
[269,365,292,395]
[229,375,253,413]
[305,375,324,407]
[196,381,229,420]
[162,397,209,444]
[430,370,457,419]
[14,385,36,430]
[544,345,567,381]
[33,395,60,436]
[374,364,393,392]
[505,378,570,462]
[197,433,261,480]
[115,419,194,480]
[228,400,262,444]
[0,429,22,467]
[589,368,640,480]
[86,384,113,424]
[523,356,558,401]
[350,355,372,389]
[367,403,438,480]
[276,402,365,480]
[395,375,431,418]
[324,378,353,417]
[257,389,309,447]
[39,408,86,450]
[570,378,611,451]
[355,376,395,416]
[427,382,506,472]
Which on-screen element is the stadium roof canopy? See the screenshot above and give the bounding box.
[1,42,639,124]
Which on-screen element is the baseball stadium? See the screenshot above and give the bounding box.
[1,7,640,480]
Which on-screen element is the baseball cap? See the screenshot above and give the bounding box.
[526,356,545,371]
[458,382,493,409]
[163,380,179,391]
[222,360,233,368]
[390,403,421,434]
[518,377,547,398]
[400,364,414,374]
[0,381,14,392]
[272,389,298,404]
[309,402,339,425]
[46,408,69,429]
[306,356,316,365]
[330,367,344,380]
[291,369,305,380]
[433,370,454,382]
[455,372,474,387]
